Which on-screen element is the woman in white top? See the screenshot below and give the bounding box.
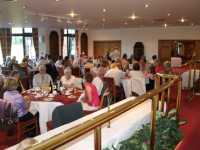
[129,62,145,79]
[60,67,76,89]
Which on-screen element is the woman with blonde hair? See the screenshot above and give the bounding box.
[3,78,33,121]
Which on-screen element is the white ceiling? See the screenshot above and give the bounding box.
[0,0,200,29]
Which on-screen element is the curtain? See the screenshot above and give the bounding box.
[32,28,39,58]
[0,28,11,61]
[60,29,64,57]
[75,30,79,56]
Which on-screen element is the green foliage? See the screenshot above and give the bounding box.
[104,110,182,150]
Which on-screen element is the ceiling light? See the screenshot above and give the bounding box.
[102,8,107,13]
[145,4,149,8]
[167,13,171,16]
[67,11,78,18]
[22,5,26,9]
[55,0,60,2]
[129,13,138,20]
[164,23,168,28]
[180,17,186,23]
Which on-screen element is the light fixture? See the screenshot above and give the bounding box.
[67,11,78,18]
[180,17,186,23]
[167,13,171,16]
[164,23,168,28]
[102,18,106,22]
[102,8,106,13]
[55,0,60,2]
[145,4,149,8]
[129,13,138,20]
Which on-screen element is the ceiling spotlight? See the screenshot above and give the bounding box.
[164,23,168,28]
[167,13,171,16]
[129,13,138,20]
[180,17,186,23]
[102,8,107,13]
[145,4,149,8]
[55,0,60,2]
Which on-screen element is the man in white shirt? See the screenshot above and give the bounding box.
[104,63,124,87]
[33,65,53,88]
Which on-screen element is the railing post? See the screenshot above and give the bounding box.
[94,126,102,150]
[150,96,158,150]
[176,77,182,121]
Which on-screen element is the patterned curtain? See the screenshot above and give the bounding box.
[75,30,79,56]
[60,29,64,57]
[32,28,39,58]
[0,28,11,61]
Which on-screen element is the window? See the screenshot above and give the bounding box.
[62,29,76,57]
[11,27,36,62]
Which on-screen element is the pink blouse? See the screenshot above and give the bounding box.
[84,82,100,107]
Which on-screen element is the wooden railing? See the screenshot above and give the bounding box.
[27,74,182,150]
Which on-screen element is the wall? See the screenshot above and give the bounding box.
[85,26,200,60]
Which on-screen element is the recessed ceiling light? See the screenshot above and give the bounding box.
[102,8,107,13]
[167,13,171,16]
[55,0,60,2]
[145,4,149,8]
[129,13,138,20]
[164,23,168,28]
[180,17,186,23]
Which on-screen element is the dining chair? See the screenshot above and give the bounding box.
[103,77,116,103]
[16,116,39,142]
[52,102,84,129]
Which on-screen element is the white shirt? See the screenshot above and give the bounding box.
[129,70,145,79]
[61,75,76,88]
[33,73,53,88]
[92,77,104,96]
[104,67,124,86]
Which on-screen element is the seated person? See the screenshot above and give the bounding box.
[104,62,124,87]
[46,60,59,82]
[128,62,145,79]
[61,67,76,89]
[3,78,33,121]
[9,70,25,93]
[33,65,53,88]
[78,73,100,111]
[92,67,104,96]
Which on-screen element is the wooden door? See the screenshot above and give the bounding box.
[93,40,121,58]
[81,33,88,56]
[49,31,59,61]
[158,40,173,63]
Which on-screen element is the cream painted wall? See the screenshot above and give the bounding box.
[85,26,200,60]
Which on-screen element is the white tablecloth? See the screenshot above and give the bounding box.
[8,97,151,150]
[29,101,63,134]
[181,69,200,88]
[122,78,146,98]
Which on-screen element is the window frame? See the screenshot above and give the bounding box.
[63,29,76,56]
[12,28,33,57]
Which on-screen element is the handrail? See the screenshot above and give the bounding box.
[27,74,181,150]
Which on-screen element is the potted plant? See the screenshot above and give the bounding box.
[104,109,182,150]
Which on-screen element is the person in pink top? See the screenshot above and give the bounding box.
[83,73,100,107]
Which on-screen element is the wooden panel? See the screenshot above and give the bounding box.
[49,31,59,61]
[81,33,88,55]
[158,40,172,63]
[93,40,121,58]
